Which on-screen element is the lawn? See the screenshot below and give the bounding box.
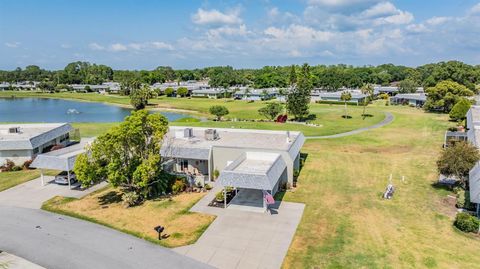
[281,105,480,268]
[42,187,215,248]
[0,169,57,192]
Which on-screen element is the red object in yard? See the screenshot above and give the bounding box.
[265,194,275,205]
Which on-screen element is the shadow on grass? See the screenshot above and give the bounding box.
[98,191,123,205]
[341,115,352,119]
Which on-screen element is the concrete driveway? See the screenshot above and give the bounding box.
[174,187,305,269]
[0,176,106,209]
[0,206,210,269]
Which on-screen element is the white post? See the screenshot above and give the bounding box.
[67,170,72,189]
[224,187,227,208]
[40,169,44,186]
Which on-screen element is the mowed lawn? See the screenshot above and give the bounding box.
[0,169,57,192]
[42,187,215,248]
[281,106,480,268]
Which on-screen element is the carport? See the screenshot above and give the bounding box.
[217,152,287,212]
[31,139,93,189]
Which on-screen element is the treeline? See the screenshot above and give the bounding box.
[1,61,479,91]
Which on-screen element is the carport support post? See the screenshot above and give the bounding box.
[40,169,44,186]
[224,187,227,208]
[67,170,72,189]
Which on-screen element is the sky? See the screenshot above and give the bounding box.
[1,0,480,70]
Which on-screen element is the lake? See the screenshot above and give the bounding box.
[0,97,189,122]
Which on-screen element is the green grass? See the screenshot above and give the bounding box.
[281,106,478,268]
[0,169,57,192]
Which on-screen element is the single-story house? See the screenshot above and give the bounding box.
[191,88,231,99]
[233,88,278,101]
[374,86,399,95]
[152,80,209,94]
[390,93,427,107]
[70,84,110,92]
[311,90,367,105]
[160,127,305,209]
[0,123,73,165]
[467,106,480,208]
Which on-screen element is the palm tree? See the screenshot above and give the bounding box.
[360,84,374,119]
[340,91,352,118]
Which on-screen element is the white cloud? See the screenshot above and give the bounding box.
[308,0,380,8]
[5,42,20,48]
[192,8,242,25]
[469,3,480,15]
[88,42,105,50]
[426,16,450,25]
[361,2,398,18]
[110,43,128,52]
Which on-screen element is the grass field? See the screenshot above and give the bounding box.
[281,106,480,268]
[42,187,215,248]
[0,169,57,192]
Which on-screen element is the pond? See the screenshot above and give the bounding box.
[0,97,189,122]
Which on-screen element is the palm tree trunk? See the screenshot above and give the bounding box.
[344,101,347,118]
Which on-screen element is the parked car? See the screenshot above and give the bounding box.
[54,171,77,185]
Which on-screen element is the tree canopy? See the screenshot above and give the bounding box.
[73,110,170,206]
[424,80,474,113]
[449,98,472,122]
[209,105,229,120]
[437,141,480,187]
[259,103,284,120]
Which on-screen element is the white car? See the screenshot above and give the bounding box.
[54,171,77,185]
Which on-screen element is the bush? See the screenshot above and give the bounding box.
[215,191,225,201]
[172,179,186,194]
[23,159,33,170]
[454,212,480,233]
[449,98,472,122]
[205,183,212,190]
[0,159,16,172]
[209,105,229,120]
[122,191,141,208]
[164,87,174,97]
[11,166,22,172]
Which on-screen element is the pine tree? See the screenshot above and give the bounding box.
[287,63,312,120]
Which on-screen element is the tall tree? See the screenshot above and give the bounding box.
[287,63,312,120]
[340,91,352,118]
[130,84,151,110]
[360,84,374,118]
[424,80,474,113]
[74,110,169,206]
[437,141,480,188]
[289,65,297,86]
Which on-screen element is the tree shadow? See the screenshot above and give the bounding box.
[98,191,123,205]
[341,115,352,119]
[361,113,373,118]
[306,114,317,121]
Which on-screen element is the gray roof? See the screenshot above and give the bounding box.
[192,88,228,94]
[392,93,427,101]
[312,91,367,99]
[31,138,93,171]
[218,152,286,190]
[0,123,73,150]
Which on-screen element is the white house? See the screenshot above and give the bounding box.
[191,88,231,99]
[311,90,367,105]
[467,107,480,209]
[390,93,427,107]
[233,88,279,101]
[160,127,305,209]
[0,123,73,165]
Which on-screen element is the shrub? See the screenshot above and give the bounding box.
[122,191,141,208]
[209,105,229,121]
[164,87,174,97]
[205,184,212,190]
[213,169,220,180]
[1,159,16,172]
[172,179,186,194]
[177,87,188,97]
[215,191,225,201]
[11,166,22,172]
[454,212,480,233]
[450,98,472,122]
[23,159,33,170]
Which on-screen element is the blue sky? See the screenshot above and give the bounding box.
[1,0,480,70]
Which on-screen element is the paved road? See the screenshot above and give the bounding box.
[306,112,394,139]
[0,206,211,269]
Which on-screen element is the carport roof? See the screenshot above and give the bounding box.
[218,152,286,191]
[31,138,93,171]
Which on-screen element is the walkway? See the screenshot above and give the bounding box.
[0,206,210,269]
[174,186,305,269]
[306,112,394,139]
[0,176,107,209]
[0,252,46,269]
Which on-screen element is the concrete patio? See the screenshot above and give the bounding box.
[174,186,305,269]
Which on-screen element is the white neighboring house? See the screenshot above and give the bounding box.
[191,88,231,99]
[311,90,367,105]
[467,106,480,208]
[0,123,73,165]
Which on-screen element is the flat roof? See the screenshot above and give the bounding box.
[0,123,73,150]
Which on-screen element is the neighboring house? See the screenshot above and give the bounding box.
[191,88,231,99]
[160,127,305,203]
[374,86,399,95]
[152,80,209,94]
[311,90,367,105]
[101,82,121,93]
[0,123,73,165]
[0,82,11,90]
[70,84,110,92]
[0,81,39,90]
[467,107,480,208]
[233,88,278,101]
[390,93,427,107]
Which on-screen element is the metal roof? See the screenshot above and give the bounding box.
[0,123,73,150]
[31,138,93,171]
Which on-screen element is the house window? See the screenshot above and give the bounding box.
[180,159,189,171]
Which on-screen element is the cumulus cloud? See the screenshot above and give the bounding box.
[88,41,174,52]
[192,8,242,25]
[5,42,20,48]
[88,42,105,50]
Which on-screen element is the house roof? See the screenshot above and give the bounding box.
[312,91,367,99]
[392,93,427,101]
[0,123,73,150]
[31,138,93,171]
[217,152,286,190]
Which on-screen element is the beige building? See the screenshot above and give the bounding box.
[0,123,73,165]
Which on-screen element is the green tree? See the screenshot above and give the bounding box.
[360,84,374,118]
[258,103,284,120]
[209,105,229,121]
[289,65,297,86]
[437,141,480,188]
[287,63,312,120]
[164,87,174,97]
[449,98,472,122]
[398,79,417,93]
[340,91,352,118]
[177,87,188,97]
[424,80,474,113]
[74,110,169,206]
[130,85,151,110]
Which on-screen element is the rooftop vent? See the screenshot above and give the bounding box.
[205,129,219,141]
[175,128,194,139]
[8,127,21,134]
